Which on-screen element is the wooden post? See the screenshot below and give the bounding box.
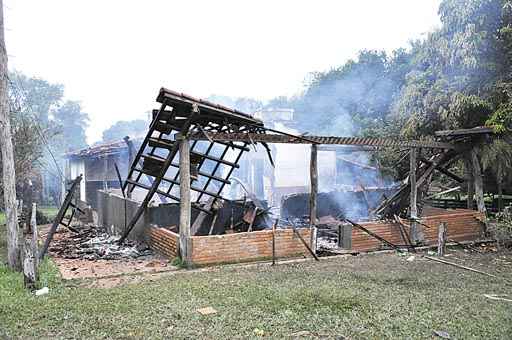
[309,144,318,227]
[309,144,318,256]
[470,148,487,233]
[464,157,474,209]
[409,148,420,243]
[23,203,38,290]
[178,134,192,267]
[437,222,447,257]
[271,219,277,266]
[123,136,134,199]
[31,203,39,268]
[0,0,20,270]
[470,148,486,213]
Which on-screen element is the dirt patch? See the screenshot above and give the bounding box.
[55,257,176,280]
[39,224,178,283]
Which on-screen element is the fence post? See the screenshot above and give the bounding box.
[438,222,447,257]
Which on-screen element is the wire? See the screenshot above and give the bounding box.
[35,159,62,181]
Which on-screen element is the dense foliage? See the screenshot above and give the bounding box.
[264,0,512,191]
[287,0,512,139]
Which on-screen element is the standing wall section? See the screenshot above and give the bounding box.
[148,226,179,258]
[97,190,150,241]
[351,209,484,252]
[148,227,313,265]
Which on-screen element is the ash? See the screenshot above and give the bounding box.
[48,223,153,261]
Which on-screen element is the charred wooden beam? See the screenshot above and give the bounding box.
[435,126,494,137]
[419,156,465,183]
[345,219,404,253]
[40,175,82,259]
[189,132,456,149]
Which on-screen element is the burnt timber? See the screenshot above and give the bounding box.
[189,132,457,149]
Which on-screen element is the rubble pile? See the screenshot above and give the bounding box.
[48,224,153,261]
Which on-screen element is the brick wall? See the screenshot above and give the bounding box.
[148,227,179,258]
[149,226,311,265]
[191,228,312,265]
[352,209,484,252]
[148,209,484,265]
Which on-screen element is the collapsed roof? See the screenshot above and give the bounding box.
[118,88,266,242]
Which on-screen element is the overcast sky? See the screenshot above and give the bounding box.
[4,0,441,143]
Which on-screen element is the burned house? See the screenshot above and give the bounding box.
[55,88,488,268]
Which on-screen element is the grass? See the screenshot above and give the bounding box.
[0,205,59,227]
[1,232,512,338]
[37,205,60,221]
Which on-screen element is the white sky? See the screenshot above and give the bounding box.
[4,0,441,143]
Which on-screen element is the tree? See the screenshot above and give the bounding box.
[102,119,147,142]
[8,71,63,124]
[6,73,54,189]
[52,100,89,152]
[481,138,512,210]
[0,0,20,269]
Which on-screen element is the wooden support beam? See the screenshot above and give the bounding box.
[189,132,457,149]
[178,134,192,267]
[409,148,420,242]
[470,148,487,232]
[309,144,318,228]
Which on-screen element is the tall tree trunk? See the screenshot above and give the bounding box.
[0,0,20,270]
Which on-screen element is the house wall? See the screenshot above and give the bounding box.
[97,190,150,240]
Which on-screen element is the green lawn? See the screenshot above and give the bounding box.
[1,230,511,339]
